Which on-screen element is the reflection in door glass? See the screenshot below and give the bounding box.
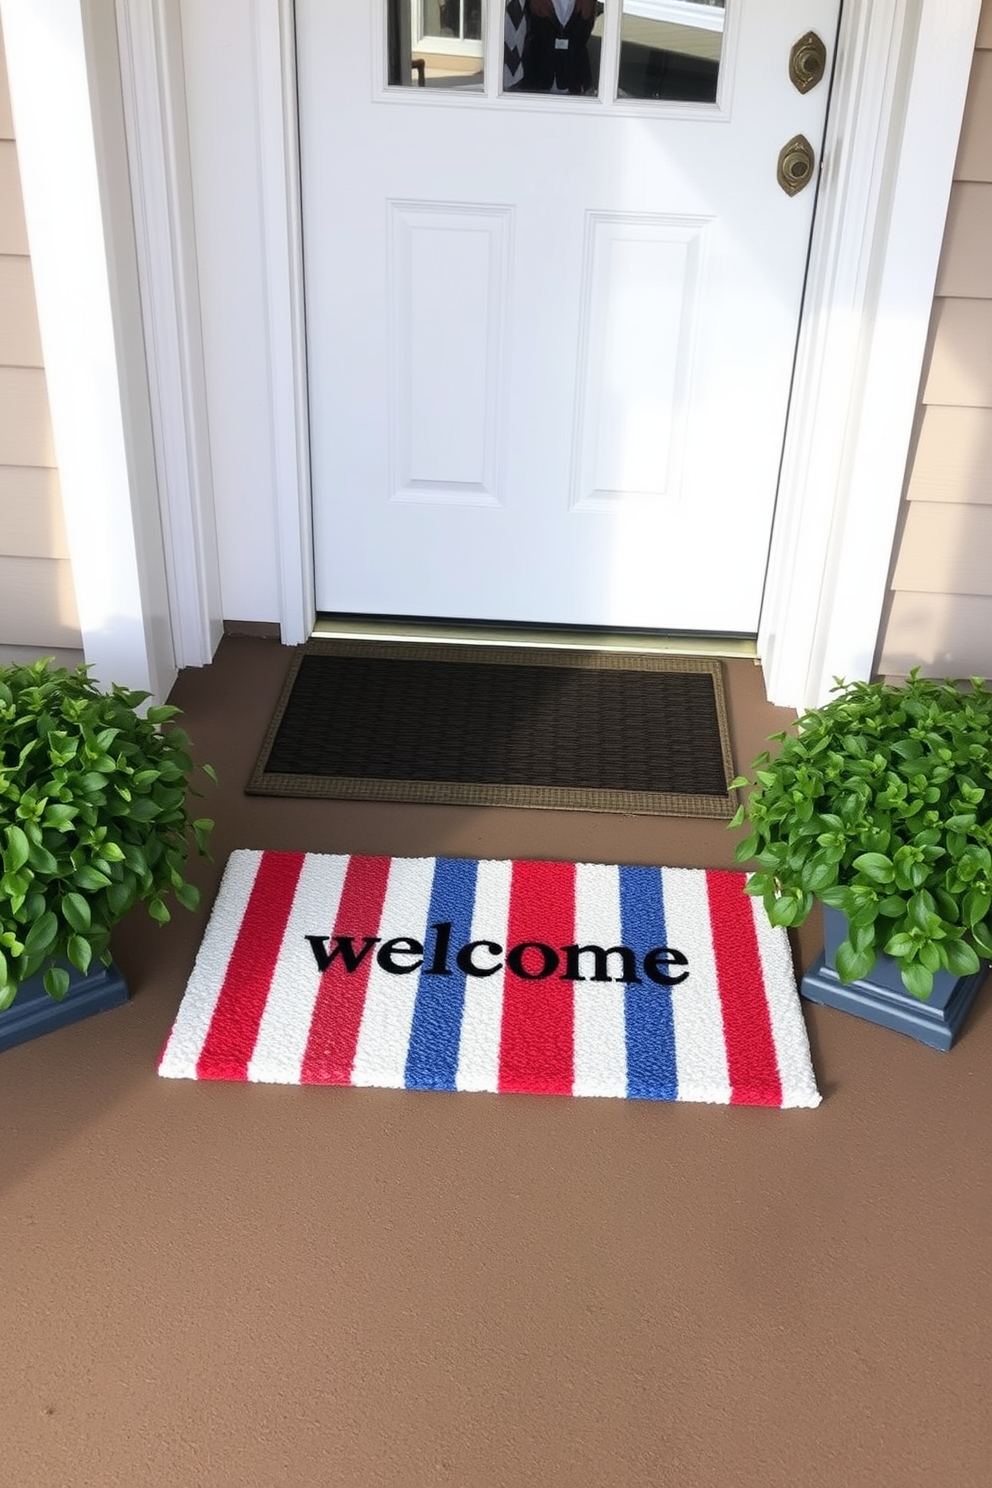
[387,0,485,91]
[617,0,724,102]
[503,0,602,97]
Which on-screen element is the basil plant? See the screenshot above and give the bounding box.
[0,658,215,1008]
[731,671,992,999]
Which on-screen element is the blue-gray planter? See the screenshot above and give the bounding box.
[0,961,129,1054]
[801,905,988,1051]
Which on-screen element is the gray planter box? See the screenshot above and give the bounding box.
[0,961,129,1054]
[801,905,988,1051]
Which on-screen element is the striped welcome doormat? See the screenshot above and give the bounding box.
[159,852,821,1108]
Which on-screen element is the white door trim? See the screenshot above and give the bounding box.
[759,0,982,706]
[1,0,982,705]
[114,0,224,669]
[249,0,314,647]
[0,0,178,697]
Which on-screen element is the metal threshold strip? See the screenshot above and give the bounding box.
[311,614,758,660]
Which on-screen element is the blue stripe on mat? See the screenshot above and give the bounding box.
[404,857,478,1090]
[619,866,678,1101]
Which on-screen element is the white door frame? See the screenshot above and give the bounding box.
[0,0,981,706]
[760,1,981,705]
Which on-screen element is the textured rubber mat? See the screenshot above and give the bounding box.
[247,641,738,817]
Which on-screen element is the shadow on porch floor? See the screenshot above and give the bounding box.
[1,636,989,1487]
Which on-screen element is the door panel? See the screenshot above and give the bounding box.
[389,201,510,502]
[298,0,841,632]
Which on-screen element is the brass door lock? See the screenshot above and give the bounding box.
[777,135,815,196]
[789,31,827,93]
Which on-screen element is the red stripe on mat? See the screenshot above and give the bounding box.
[498,859,576,1095]
[705,870,783,1107]
[196,850,306,1080]
[301,854,392,1084]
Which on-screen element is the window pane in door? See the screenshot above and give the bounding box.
[503,0,602,97]
[617,0,724,103]
[387,0,485,90]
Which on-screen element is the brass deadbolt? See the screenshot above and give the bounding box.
[777,135,815,196]
[789,31,827,93]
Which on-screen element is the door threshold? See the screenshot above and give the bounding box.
[311,614,758,660]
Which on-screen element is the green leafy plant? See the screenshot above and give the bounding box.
[0,657,216,1009]
[730,670,992,1000]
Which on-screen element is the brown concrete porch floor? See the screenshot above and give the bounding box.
[1,636,990,1488]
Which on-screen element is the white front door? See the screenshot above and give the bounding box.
[298,0,840,633]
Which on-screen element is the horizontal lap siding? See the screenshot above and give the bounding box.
[0,17,82,667]
[878,5,992,680]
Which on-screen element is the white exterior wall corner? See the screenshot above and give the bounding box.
[0,0,176,698]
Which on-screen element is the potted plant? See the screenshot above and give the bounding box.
[0,657,215,1051]
[730,670,992,1049]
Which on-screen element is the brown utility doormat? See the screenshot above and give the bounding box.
[247,640,738,817]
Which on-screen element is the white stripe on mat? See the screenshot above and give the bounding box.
[456,856,512,1093]
[351,856,437,1088]
[572,862,628,1098]
[662,868,733,1105]
[749,892,822,1109]
[159,848,263,1078]
[248,851,350,1083]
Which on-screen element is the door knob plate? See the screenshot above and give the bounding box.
[777,135,815,196]
[790,31,827,94]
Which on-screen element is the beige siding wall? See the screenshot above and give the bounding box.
[0,17,82,668]
[878,2,992,679]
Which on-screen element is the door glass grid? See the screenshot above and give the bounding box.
[385,0,726,100]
